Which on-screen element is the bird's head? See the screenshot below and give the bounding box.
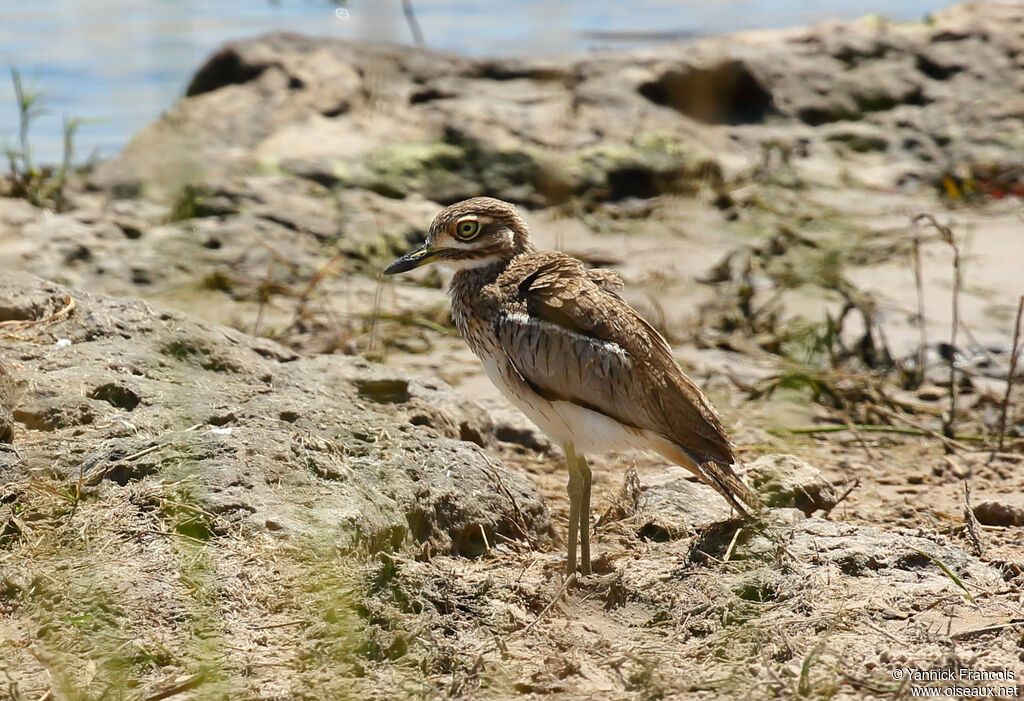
[383,197,534,275]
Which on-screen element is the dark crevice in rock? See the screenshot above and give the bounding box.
[638,61,776,125]
[796,103,855,125]
[0,306,34,323]
[854,86,927,114]
[605,168,659,200]
[931,30,983,42]
[916,53,964,80]
[186,47,275,96]
[118,223,144,239]
[320,103,349,118]
[105,461,159,486]
[455,524,487,558]
[409,87,453,104]
[207,411,237,426]
[638,523,673,542]
[457,421,487,448]
[13,405,95,432]
[87,383,142,411]
[831,43,890,66]
[354,378,411,404]
[471,62,567,82]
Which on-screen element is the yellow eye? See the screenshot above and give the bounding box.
[455,219,480,240]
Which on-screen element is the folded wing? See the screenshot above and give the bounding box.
[495,255,732,460]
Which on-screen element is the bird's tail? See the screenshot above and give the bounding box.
[697,460,764,517]
[648,435,763,516]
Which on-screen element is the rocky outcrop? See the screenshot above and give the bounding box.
[0,272,552,557]
[90,4,1024,201]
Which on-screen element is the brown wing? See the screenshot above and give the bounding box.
[586,267,624,294]
[495,253,734,466]
[494,253,761,512]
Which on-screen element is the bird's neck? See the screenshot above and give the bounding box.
[448,255,515,336]
[449,257,506,302]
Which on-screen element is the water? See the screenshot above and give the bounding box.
[0,0,951,165]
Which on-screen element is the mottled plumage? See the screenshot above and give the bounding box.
[385,197,760,575]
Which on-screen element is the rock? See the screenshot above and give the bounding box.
[693,516,999,588]
[335,189,439,267]
[490,406,553,452]
[973,497,1024,527]
[824,124,890,153]
[637,478,735,540]
[348,362,497,450]
[214,176,340,241]
[746,453,839,516]
[0,272,552,556]
[86,6,1024,202]
[0,363,14,443]
[1,7,1022,373]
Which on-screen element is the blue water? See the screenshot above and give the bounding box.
[0,0,952,165]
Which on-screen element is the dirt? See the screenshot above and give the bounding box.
[2,3,1024,699]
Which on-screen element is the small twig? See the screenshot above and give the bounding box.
[798,610,842,697]
[947,239,962,447]
[144,673,204,701]
[289,251,347,330]
[993,294,1023,457]
[841,673,899,695]
[971,450,1022,462]
[962,481,984,557]
[360,312,457,336]
[367,272,386,356]
[909,224,928,388]
[91,423,205,479]
[249,619,306,630]
[124,444,163,461]
[869,402,971,453]
[402,0,426,47]
[515,557,539,583]
[950,620,1024,641]
[860,618,904,645]
[252,238,301,274]
[768,424,987,443]
[723,527,743,563]
[517,573,576,637]
[826,478,860,516]
[835,407,875,461]
[914,214,961,448]
[912,547,975,603]
[253,259,275,338]
[0,296,75,330]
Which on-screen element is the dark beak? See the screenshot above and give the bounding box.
[383,242,446,275]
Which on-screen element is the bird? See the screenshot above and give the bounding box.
[384,197,761,576]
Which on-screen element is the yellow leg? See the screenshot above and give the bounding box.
[565,444,593,576]
[565,443,582,576]
[578,453,592,576]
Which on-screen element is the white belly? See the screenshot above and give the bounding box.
[480,356,650,454]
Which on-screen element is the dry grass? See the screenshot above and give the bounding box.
[7,445,1020,700]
